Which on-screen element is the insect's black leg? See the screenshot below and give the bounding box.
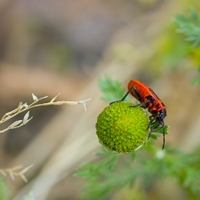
[110,87,134,105]
[147,129,153,140]
[130,101,149,108]
[130,91,151,108]
[160,121,165,149]
[162,132,165,150]
[148,123,163,138]
[148,121,165,149]
[147,118,156,131]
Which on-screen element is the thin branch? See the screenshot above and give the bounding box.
[0,94,91,182]
[0,164,34,182]
[0,93,91,134]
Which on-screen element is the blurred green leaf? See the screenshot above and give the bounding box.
[98,76,130,103]
[190,75,200,85]
[175,7,200,47]
[0,178,9,200]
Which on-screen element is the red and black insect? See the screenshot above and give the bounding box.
[110,79,167,149]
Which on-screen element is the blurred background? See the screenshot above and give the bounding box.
[0,0,200,199]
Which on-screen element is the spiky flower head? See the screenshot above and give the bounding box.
[96,102,149,153]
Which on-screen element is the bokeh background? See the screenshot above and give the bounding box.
[0,0,200,199]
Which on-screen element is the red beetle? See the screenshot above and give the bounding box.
[110,80,167,149]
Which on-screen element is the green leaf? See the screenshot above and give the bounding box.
[175,8,200,47]
[0,179,9,200]
[191,75,200,85]
[150,134,158,140]
[98,76,130,103]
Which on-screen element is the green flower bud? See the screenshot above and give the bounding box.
[96,102,149,153]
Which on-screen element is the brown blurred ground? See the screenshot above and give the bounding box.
[0,0,200,199]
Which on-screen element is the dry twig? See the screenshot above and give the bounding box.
[0,165,34,182]
[0,93,91,182]
[0,93,91,134]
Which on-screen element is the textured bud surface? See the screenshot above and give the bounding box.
[96,102,149,153]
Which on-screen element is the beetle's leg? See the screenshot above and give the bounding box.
[110,87,134,105]
[133,90,150,107]
[160,121,165,149]
[162,131,165,150]
[132,100,150,108]
[147,117,156,131]
[147,121,165,149]
[148,123,163,138]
